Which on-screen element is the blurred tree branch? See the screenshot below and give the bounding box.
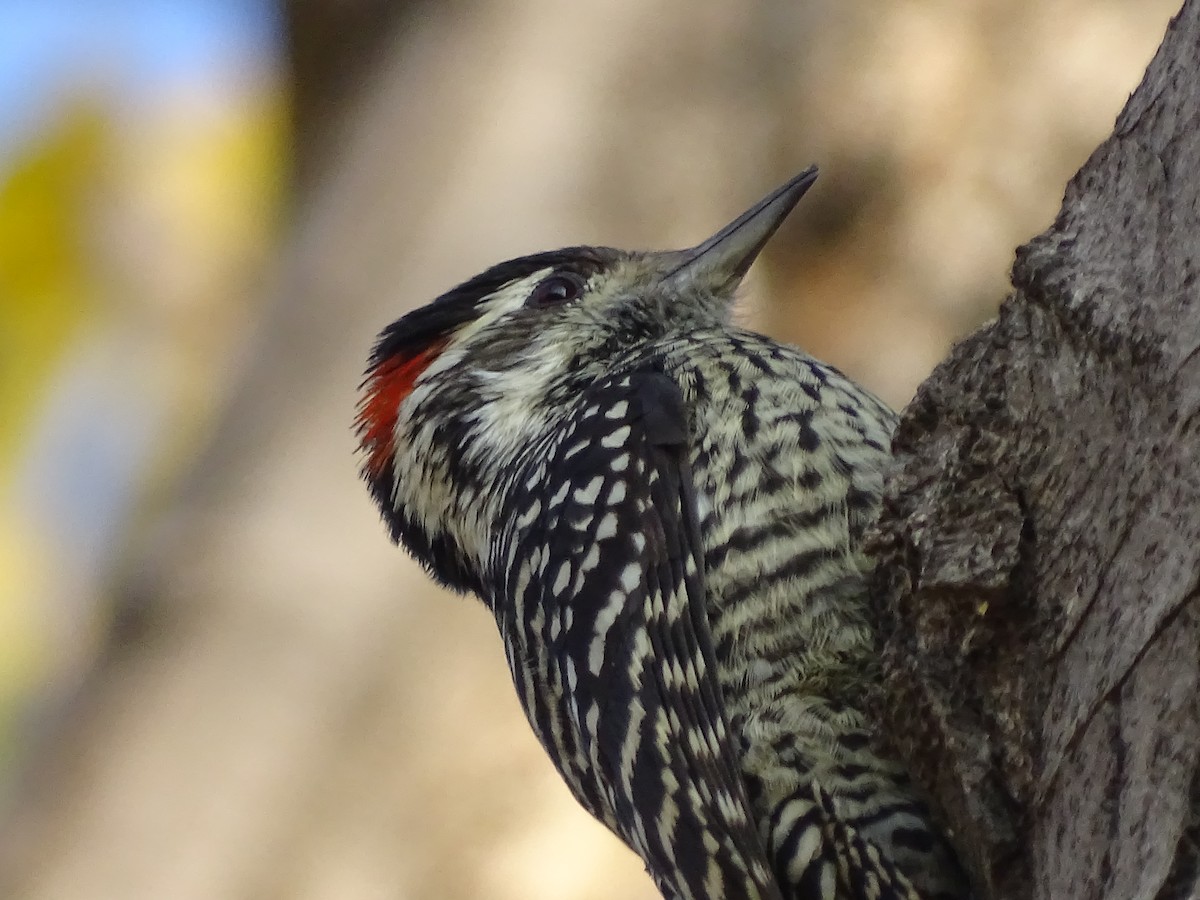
[283,0,419,189]
[871,2,1200,898]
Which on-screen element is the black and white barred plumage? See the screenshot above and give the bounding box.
[357,168,970,900]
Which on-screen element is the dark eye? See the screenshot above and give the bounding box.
[526,273,584,308]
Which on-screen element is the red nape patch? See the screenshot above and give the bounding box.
[356,340,448,477]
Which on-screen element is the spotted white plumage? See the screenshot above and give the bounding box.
[495,365,779,899]
[356,168,971,899]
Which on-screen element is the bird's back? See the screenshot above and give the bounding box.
[661,328,970,899]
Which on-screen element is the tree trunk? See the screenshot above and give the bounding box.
[871,2,1200,898]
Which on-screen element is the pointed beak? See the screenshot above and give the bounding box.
[662,165,818,293]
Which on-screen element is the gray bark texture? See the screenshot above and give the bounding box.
[870,2,1200,899]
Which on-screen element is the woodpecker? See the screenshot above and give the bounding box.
[356,168,970,900]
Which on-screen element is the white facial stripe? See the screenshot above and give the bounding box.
[413,269,552,389]
[394,267,562,565]
[455,269,552,342]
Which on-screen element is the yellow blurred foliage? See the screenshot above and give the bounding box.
[0,83,285,766]
[0,103,109,480]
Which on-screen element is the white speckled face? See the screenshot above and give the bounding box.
[387,251,733,577]
[406,268,553,458]
[424,269,550,362]
[358,166,818,594]
[404,253,730,438]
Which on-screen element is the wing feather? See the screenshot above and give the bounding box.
[500,366,782,900]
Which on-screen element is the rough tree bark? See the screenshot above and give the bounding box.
[871,2,1200,899]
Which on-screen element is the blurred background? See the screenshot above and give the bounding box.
[0,1,1179,897]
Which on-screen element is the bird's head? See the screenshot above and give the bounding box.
[356,166,817,593]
